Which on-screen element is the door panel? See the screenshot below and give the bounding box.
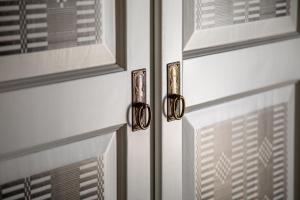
[0,132,117,199]
[0,73,128,155]
[126,0,151,199]
[159,0,300,199]
[183,39,300,107]
[183,86,295,199]
[183,0,298,51]
[0,0,151,199]
[0,0,124,83]
[159,0,183,199]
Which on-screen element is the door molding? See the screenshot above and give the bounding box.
[0,0,127,94]
[0,124,124,162]
[183,33,300,60]
[0,64,124,93]
[0,124,128,200]
[185,80,298,114]
[183,0,300,59]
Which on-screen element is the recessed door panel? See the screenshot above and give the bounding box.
[0,132,117,200]
[0,0,151,199]
[182,38,300,107]
[183,86,294,199]
[159,0,300,199]
[0,0,122,83]
[183,0,298,51]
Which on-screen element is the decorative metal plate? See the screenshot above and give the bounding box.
[132,69,147,131]
[167,62,181,121]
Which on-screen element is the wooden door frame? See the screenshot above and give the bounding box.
[0,0,126,94]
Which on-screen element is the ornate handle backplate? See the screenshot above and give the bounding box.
[132,69,152,131]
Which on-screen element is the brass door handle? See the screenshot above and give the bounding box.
[167,62,185,121]
[170,94,185,120]
[132,69,152,131]
[136,103,152,130]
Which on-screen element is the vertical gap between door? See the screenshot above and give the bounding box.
[151,0,162,199]
[295,82,300,200]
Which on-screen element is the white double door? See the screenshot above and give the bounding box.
[1,0,300,200]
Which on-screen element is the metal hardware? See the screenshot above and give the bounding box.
[137,103,152,130]
[167,62,185,121]
[132,69,152,131]
[172,94,185,120]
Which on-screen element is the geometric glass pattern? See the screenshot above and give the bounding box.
[195,0,291,30]
[0,0,103,56]
[259,137,273,168]
[195,103,288,199]
[215,153,231,184]
[0,155,105,200]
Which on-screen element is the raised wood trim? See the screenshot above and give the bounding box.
[183,33,300,60]
[0,124,123,162]
[0,0,127,93]
[0,64,124,93]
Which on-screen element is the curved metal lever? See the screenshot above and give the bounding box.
[171,94,185,120]
[136,103,152,130]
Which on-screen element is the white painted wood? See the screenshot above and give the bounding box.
[287,85,295,200]
[0,133,117,199]
[0,132,116,185]
[182,118,195,200]
[186,86,293,132]
[0,0,151,199]
[184,17,297,51]
[0,72,128,154]
[161,0,300,199]
[183,38,300,107]
[183,86,295,200]
[161,0,183,200]
[183,0,298,51]
[103,0,116,57]
[126,0,151,199]
[0,0,117,82]
[0,44,115,82]
[104,133,117,200]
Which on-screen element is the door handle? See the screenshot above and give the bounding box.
[169,94,185,120]
[135,102,151,130]
[132,69,152,131]
[167,62,185,121]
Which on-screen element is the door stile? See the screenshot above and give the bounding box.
[126,0,151,199]
[156,0,184,200]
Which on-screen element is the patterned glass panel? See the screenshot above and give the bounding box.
[0,156,105,200]
[195,0,291,30]
[0,0,104,56]
[194,104,288,199]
